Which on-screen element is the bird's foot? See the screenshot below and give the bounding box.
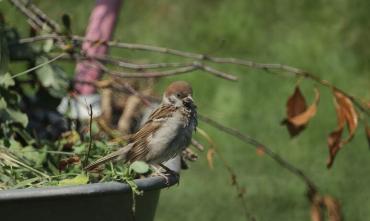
[150,165,170,185]
[159,163,180,186]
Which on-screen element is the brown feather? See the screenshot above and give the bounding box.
[126,105,177,162]
[84,146,130,170]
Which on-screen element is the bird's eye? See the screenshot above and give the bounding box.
[176,93,181,98]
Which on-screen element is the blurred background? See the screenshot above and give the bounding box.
[2,0,370,220]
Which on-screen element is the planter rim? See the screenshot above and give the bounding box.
[0,157,180,202]
[0,175,178,202]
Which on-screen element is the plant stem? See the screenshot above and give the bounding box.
[83,104,94,168]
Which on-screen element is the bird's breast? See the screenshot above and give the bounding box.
[146,110,192,163]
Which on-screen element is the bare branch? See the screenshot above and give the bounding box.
[9,0,45,29]
[95,55,193,70]
[18,34,62,44]
[191,138,204,151]
[17,34,369,115]
[198,114,318,193]
[10,53,66,79]
[26,1,61,31]
[9,0,60,32]
[105,62,237,81]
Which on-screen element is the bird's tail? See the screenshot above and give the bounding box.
[84,144,131,171]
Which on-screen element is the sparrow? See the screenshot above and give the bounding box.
[85,81,197,171]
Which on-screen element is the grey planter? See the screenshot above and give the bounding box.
[0,158,181,221]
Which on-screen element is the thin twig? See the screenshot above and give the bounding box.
[94,55,193,70]
[198,114,318,193]
[9,0,60,32]
[27,0,60,31]
[191,138,204,151]
[105,62,237,81]
[0,147,49,178]
[109,65,197,78]
[83,104,94,168]
[8,0,45,30]
[18,34,62,44]
[197,127,254,221]
[17,34,369,115]
[9,53,65,79]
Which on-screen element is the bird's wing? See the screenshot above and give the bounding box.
[126,105,177,162]
[84,145,131,171]
[147,104,177,122]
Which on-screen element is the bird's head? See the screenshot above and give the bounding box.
[163,81,195,108]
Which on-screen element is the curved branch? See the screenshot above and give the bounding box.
[17,34,369,116]
[198,114,318,193]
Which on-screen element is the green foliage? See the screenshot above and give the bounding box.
[1,1,370,220]
[0,74,29,128]
[58,174,89,186]
[0,17,147,193]
[0,18,9,75]
[130,161,150,174]
[35,56,68,97]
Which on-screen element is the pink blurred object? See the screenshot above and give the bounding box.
[74,0,122,95]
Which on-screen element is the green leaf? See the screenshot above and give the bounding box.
[58,174,89,186]
[0,97,7,109]
[9,143,46,167]
[129,161,150,174]
[0,73,15,89]
[0,24,9,75]
[35,56,56,87]
[72,143,86,155]
[43,39,54,53]
[0,108,28,127]
[35,56,68,98]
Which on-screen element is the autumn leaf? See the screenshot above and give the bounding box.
[290,88,320,127]
[256,146,265,156]
[322,196,342,221]
[327,129,343,168]
[197,127,216,169]
[365,122,370,148]
[282,86,320,137]
[58,155,80,171]
[311,202,323,221]
[327,90,358,168]
[310,194,323,221]
[207,148,216,169]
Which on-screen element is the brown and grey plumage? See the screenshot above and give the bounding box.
[85,81,197,170]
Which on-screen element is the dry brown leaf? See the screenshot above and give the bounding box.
[282,86,307,137]
[322,196,342,221]
[256,146,265,156]
[290,88,320,127]
[282,86,320,137]
[310,194,323,221]
[207,148,216,169]
[327,128,343,168]
[287,86,308,117]
[334,90,358,142]
[327,90,358,168]
[197,128,217,169]
[365,122,370,148]
[59,155,81,171]
[311,203,323,221]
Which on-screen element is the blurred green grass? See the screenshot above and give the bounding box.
[2,0,370,220]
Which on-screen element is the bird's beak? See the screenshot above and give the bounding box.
[183,95,194,104]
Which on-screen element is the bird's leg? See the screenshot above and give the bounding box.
[159,163,180,186]
[150,164,170,185]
